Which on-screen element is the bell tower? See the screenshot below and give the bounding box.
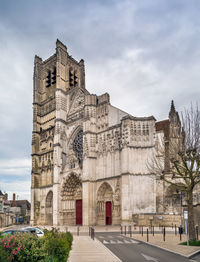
[31,39,85,225]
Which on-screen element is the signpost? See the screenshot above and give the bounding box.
[184,211,189,246]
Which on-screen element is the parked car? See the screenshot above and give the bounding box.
[22,227,44,237]
[0,229,25,236]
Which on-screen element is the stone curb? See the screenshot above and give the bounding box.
[189,249,200,259]
[95,238,122,262]
[122,234,199,259]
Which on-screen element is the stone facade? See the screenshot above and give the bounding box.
[31,40,186,227]
[0,191,16,227]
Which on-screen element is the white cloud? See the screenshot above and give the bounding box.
[0,180,31,202]
[0,158,31,176]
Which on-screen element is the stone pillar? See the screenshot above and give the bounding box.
[53,163,60,226]
[30,188,35,226]
[82,181,89,226]
[121,174,131,224]
[82,181,96,226]
[53,183,59,226]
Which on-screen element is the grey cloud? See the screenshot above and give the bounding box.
[0,0,200,199]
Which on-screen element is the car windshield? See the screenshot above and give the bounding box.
[24,228,43,234]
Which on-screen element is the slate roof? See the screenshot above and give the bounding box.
[155,119,170,138]
[11,200,31,210]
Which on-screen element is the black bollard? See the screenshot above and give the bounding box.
[153,226,154,236]
[163,227,166,241]
[179,226,183,241]
[142,226,143,236]
[175,224,177,235]
[125,226,126,236]
[196,226,199,240]
[77,226,79,236]
[147,228,149,242]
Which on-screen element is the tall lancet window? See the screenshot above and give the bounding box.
[73,130,83,167]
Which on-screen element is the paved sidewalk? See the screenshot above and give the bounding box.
[123,231,200,257]
[68,236,121,262]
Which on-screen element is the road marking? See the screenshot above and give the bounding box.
[131,239,138,243]
[110,240,116,243]
[99,236,104,238]
[108,235,113,238]
[124,240,132,244]
[141,253,159,262]
[102,239,139,244]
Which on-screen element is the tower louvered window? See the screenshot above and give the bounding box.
[52,67,56,84]
[69,68,78,88]
[46,71,51,88]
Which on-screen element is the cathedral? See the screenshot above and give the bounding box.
[31,40,184,226]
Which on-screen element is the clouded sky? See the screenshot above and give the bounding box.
[0,0,200,201]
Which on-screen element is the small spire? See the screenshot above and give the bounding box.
[169,100,176,118]
[79,59,84,65]
[170,100,175,113]
[56,39,67,51]
[34,55,42,64]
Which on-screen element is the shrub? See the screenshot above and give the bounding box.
[15,233,46,262]
[0,229,73,262]
[0,244,10,262]
[43,228,73,262]
[0,233,23,261]
[180,240,200,246]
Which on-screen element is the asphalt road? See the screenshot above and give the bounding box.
[191,253,200,262]
[95,232,196,262]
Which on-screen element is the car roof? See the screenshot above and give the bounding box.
[4,229,18,232]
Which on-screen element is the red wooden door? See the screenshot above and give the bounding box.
[106,201,112,225]
[76,200,82,225]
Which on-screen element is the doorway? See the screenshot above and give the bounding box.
[106,201,112,225]
[76,200,82,225]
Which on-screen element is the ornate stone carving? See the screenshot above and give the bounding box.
[61,173,82,201]
[68,89,85,116]
[83,136,89,158]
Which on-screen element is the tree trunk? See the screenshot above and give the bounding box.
[187,190,196,241]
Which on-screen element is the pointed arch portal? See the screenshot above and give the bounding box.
[97,182,113,225]
[46,191,53,225]
[61,173,82,225]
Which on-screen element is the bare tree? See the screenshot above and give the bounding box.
[148,102,200,241]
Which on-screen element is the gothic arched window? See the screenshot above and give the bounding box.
[73,130,83,166]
